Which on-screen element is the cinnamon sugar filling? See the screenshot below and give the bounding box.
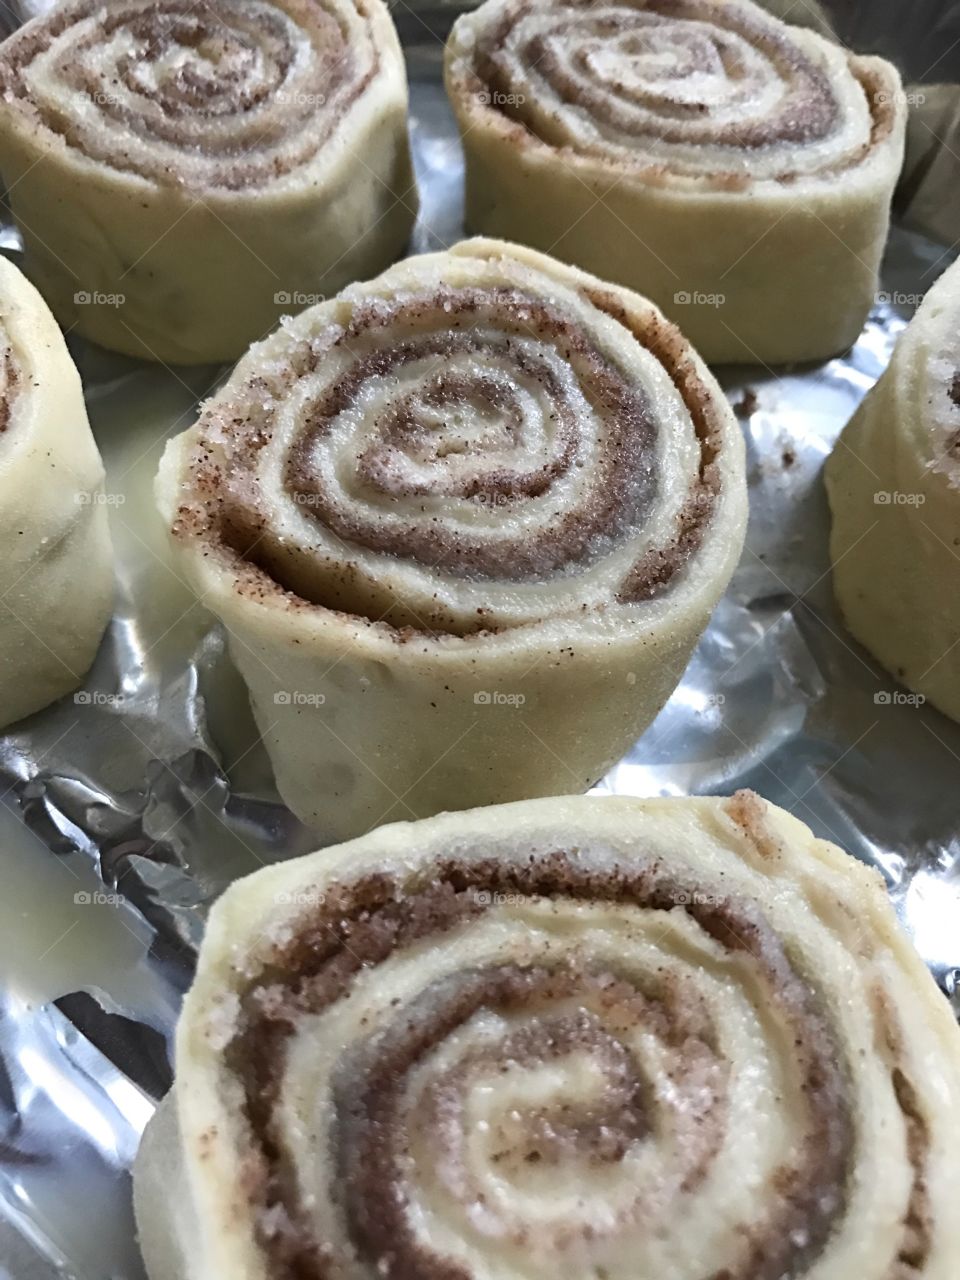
[467,0,896,187]
[0,0,379,191]
[215,849,929,1279]
[0,347,20,435]
[174,284,723,634]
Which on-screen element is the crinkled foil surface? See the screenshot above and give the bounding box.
[1,3,959,1277]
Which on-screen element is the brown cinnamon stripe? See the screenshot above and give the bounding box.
[506,4,836,148]
[333,965,728,1273]
[0,0,378,191]
[222,849,893,1280]
[870,985,934,1277]
[579,285,722,602]
[470,0,886,184]
[0,347,20,434]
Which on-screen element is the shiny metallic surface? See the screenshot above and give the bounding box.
[0,3,958,1276]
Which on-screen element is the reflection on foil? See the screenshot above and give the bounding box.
[0,15,959,1280]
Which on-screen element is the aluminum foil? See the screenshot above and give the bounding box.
[1,5,959,1278]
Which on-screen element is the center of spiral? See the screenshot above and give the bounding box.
[281,286,657,584]
[471,0,861,177]
[0,0,377,190]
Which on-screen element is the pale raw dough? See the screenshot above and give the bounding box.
[134,791,960,1280]
[445,0,906,364]
[0,0,417,365]
[826,256,960,721]
[155,238,747,840]
[0,256,113,729]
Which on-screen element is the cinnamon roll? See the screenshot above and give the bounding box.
[0,0,417,365]
[155,239,747,838]
[133,790,960,1280]
[0,256,113,729]
[445,0,906,365]
[826,256,960,722]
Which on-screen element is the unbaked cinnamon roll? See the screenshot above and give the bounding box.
[445,0,906,365]
[826,256,960,722]
[0,256,113,729]
[155,238,747,839]
[0,0,417,365]
[133,790,960,1280]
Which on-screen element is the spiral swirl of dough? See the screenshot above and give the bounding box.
[0,0,417,364]
[460,0,886,188]
[0,0,384,190]
[444,0,905,366]
[133,793,960,1280]
[169,238,737,635]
